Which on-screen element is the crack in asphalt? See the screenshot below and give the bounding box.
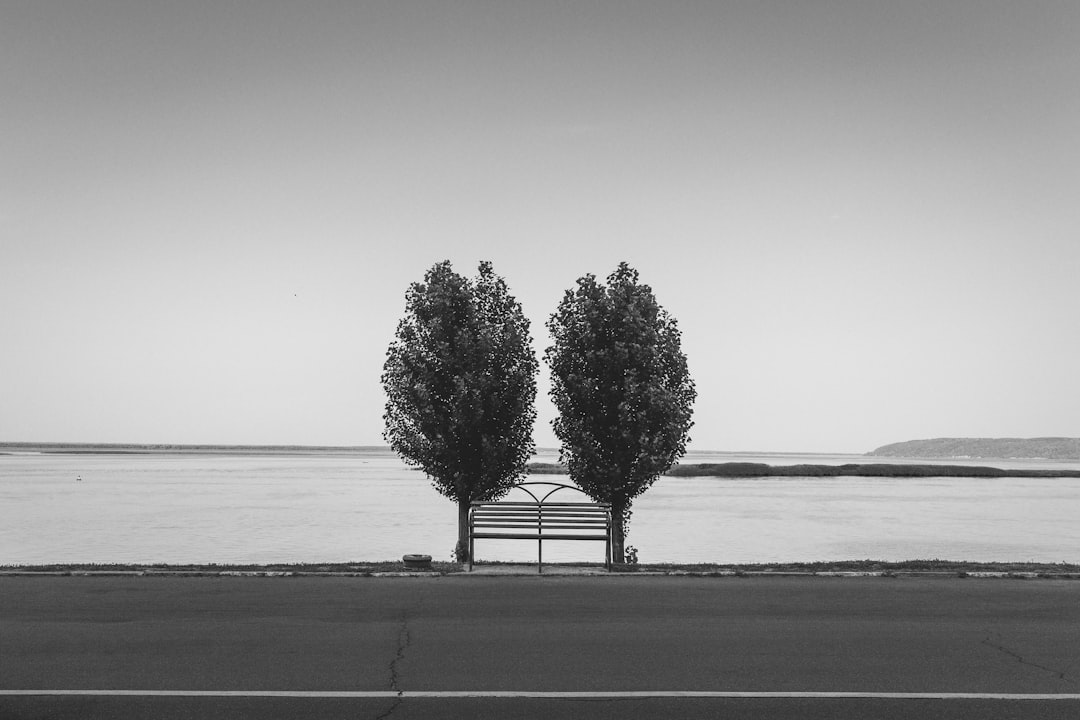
[982,633,1075,685]
[389,612,411,691]
[374,609,413,719]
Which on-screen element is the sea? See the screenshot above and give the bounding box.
[2,448,1079,566]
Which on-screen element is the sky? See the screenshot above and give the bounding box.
[2,1,1078,453]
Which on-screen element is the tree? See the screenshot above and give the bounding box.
[382,261,538,562]
[545,262,695,564]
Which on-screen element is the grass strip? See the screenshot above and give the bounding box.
[3,559,1078,575]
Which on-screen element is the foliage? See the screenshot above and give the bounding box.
[545,262,695,562]
[382,261,538,561]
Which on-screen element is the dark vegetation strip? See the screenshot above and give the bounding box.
[528,462,1080,478]
[0,562,457,574]
[4,560,1079,574]
[638,559,1080,573]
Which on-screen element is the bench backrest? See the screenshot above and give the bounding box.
[470,501,611,539]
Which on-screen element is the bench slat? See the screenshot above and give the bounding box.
[473,501,609,507]
[477,520,613,526]
[473,520,607,525]
[473,505,608,511]
[472,506,608,513]
[472,513,608,520]
[474,529,608,535]
[470,535,613,539]
[473,504,607,509]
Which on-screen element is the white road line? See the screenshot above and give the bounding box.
[1,690,1079,700]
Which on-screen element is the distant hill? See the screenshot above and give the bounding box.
[867,438,1080,460]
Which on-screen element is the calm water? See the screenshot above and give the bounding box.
[2,449,1078,565]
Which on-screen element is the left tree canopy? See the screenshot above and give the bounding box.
[381,261,538,562]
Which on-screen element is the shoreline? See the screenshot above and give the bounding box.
[0,442,386,456]
[528,462,1080,478]
[5,443,1080,467]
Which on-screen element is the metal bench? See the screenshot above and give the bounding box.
[468,482,612,573]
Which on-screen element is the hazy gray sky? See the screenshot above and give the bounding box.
[2,1,1078,452]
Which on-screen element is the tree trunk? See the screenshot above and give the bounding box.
[610,500,626,565]
[455,499,471,563]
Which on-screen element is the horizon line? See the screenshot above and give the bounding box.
[0,441,858,455]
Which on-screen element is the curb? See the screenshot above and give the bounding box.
[3,570,1079,579]
[0,570,436,578]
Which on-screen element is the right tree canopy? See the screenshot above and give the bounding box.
[545,262,696,564]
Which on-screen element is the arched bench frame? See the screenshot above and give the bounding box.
[468,481,612,573]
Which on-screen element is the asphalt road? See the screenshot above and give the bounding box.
[2,575,1078,719]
